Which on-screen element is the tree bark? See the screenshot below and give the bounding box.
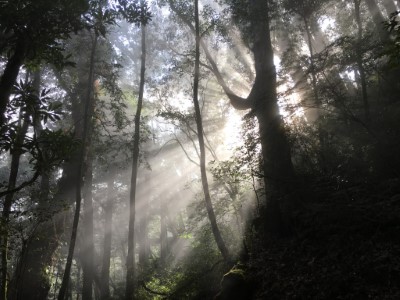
[248,0,296,235]
[125,7,146,299]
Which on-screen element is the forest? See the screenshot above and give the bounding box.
[0,0,400,299]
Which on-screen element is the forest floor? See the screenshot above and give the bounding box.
[248,177,400,300]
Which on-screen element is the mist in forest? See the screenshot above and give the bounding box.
[1,0,400,299]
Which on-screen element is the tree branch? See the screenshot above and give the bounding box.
[167,0,253,110]
[0,169,40,198]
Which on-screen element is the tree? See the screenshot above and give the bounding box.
[207,0,296,235]
[0,0,88,127]
[192,0,231,262]
[125,1,149,298]
[0,72,70,300]
[57,28,98,300]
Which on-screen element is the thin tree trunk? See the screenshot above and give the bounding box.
[100,177,114,300]
[58,33,98,300]
[125,8,146,299]
[192,0,231,262]
[82,145,94,300]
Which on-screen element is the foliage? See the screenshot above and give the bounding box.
[0,79,77,172]
[248,178,400,299]
[117,0,152,25]
[0,0,88,67]
[384,11,400,67]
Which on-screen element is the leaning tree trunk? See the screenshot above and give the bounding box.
[125,9,146,300]
[57,32,98,300]
[192,0,231,262]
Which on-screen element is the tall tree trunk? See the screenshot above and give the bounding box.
[0,38,26,128]
[248,0,296,235]
[192,0,231,262]
[58,32,98,300]
[1,110,29,300]
[125,8,146,299]
[100,176,114,300]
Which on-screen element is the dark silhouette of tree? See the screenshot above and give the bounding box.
[0,0,88,127]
